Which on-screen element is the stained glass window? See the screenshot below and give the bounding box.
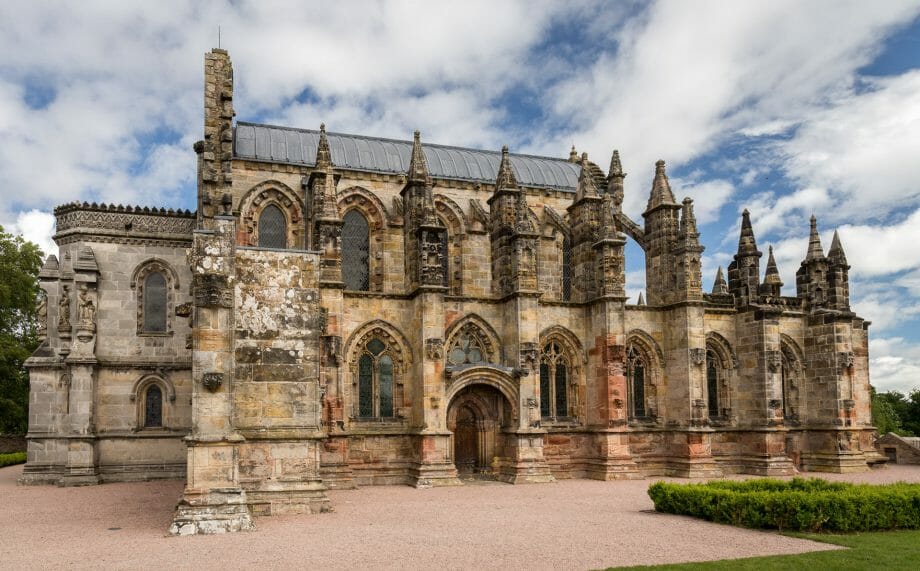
[562,235,572,301]
[358,354,374,418]
[342,210,370,291]
[144,385,162,428]
[143,272,167,333]
[379,356,393,417]
[357,338,397,419]
[258,204,287,249]
[628,347,646,418]
[540,342,570,419]
[707,352,720,418]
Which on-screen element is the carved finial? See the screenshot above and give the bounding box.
[569,145,578,162]
[764,245,783,287]
[495,145,518,191]
[315,123,332,168]
[737,209,759,257]
[712,266,728,294]
[609,150,624,178]
[574,160,599,202]
[828,229,848,266]
[680,197,698,238]
[408,129,431,185]
[805,215,825,261]
[646,159,677,212]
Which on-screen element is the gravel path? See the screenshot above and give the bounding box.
[3,464,920,570]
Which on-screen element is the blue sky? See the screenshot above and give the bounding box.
[1,1,919,392]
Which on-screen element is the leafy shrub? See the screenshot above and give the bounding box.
[647,477,920,532]
[0,451,26,467]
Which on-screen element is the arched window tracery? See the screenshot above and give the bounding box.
[354,336,401,419]
[539,341,570,419]
[133,259,178,336]
[627,346,648,419]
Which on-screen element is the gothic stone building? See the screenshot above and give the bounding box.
[21,49,880,534]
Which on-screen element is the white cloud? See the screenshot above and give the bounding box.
[5,210,56,258]
[780,71,920,222]
[870,337,920,393]
[536,0,920,220]
[673,179,735,226]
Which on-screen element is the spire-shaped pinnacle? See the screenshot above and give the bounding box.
[407,130,431,185]
[495,145,519,191]
[645,159,678,212]
[315,123,332,168]
[637,292,645,305]
[764,245,783,287]
[607,149,626,209]
[680,197,699,238]
[805,215,825,261]
[828,229,848,266]
[609,150,624,178]
[712,266,728,294]
[569,145,578,162]
[737,209,760,257]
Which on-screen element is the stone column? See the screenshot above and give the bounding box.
[171,217,252,535]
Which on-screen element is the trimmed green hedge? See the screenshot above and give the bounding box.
[648,477,920,532]
[0,452,26,468]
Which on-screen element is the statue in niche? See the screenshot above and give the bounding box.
[58,285,71,331]
[78,285,96,327]
[36,291,47,337]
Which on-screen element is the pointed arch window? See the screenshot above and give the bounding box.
[143,272,167,333]
[357,337,395,418]
[562,234,572,301]
[258,204,287,249]
[706,351,720,418]
[144,385,163,428]
[539,342,569,419]
[627,347,647,419]
[342,209,370,291]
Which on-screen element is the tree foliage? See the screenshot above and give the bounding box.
[873,387,920,437]
[0,225,43,434]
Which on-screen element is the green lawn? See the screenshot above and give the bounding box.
[610,530,920,570]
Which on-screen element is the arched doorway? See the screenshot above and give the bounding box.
[447,384,510,478]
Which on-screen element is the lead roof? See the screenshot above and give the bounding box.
[233,122,583,192]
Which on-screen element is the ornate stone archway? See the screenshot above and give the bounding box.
[446,382,512,477]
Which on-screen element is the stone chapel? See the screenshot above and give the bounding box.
[20,49,881,534]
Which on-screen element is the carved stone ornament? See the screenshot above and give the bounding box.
[175,302,193,318]
[838,351,855,369]
[201,372,224,393]
[525,397,538,409]
[520,342,539,370]
[323,335,343,366]
[193,274,232,308]
[58,284,71,331]
[768,399,782,409]
[425,338,444,360]
[78,284,96,328]
[36,291,48,338]
[689,348,706,366]
[766,350,782,373]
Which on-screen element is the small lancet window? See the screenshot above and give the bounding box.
[258,204,287,249]
[562,234,572,301]
[143,272,167,333]
[144,385,163,428]
[342,209,370,291]
[706,351,720,418]
[627,347,646,418]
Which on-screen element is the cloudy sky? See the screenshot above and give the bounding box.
[1,1,919,392]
